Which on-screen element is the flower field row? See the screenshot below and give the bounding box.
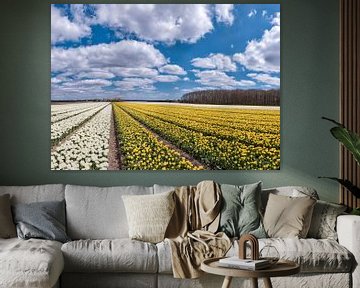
[51,104,112,170]
[51,103,101,123]
[113,104,202,170]
[125,103,280,148]
[51,103,108,145]
[115,102,280,170]
[51,102,97,115]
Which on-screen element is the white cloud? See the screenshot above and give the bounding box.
[77,69,115,79]
[248,9,257,18]
[51,5,91,44]
[51,77,63,84]
[191,53,237,72]
[262,10,268,17]
[109,67,159,78]
[215,4,234,25]
[233,12,280,73]
[153,75,180,82]
[271,12,280,26]
[115,78,155,91]
[158,64,187,75]
[62,79,112,87]
[95,4,213,44]
[51,40,167,72]
[183,77,190,81]
[247,73,280,86]
[195,70,255,88]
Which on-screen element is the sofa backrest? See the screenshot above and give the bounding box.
[65,184,153,240]
[0,184,65,204]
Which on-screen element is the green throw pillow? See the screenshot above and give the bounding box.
[218,182,266,238]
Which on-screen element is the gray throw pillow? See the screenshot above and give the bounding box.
[12,200,70,243]
[218,182,266,238]
[0,194,17,238]
[307,200,347,240]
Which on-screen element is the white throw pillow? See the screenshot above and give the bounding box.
[122,191,175,243]
[263,193,316,238]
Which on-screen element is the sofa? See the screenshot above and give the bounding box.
[0,183,359,288]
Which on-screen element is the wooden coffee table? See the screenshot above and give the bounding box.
[201,257,300,288]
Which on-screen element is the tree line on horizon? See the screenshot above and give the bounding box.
[180,89,280,106]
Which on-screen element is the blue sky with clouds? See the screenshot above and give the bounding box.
[51,4,280,101]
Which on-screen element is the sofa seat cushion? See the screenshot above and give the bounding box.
[0,238,64,288]
[62,239,158,273]
[157,238,353,274]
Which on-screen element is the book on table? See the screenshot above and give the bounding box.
[218,257,271,270]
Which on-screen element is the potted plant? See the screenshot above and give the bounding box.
[320,117,360,215]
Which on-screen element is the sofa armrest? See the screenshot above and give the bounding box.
[337,215,360,288]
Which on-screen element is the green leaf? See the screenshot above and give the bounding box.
[330,127,360,165]
[322,117,360,165]
[319,177,360,198]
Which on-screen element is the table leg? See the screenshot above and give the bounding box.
[251,278,258,288]
[263,277,273,288]
[221,276,233,288]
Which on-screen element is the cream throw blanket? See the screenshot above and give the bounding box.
[165,181,231,278]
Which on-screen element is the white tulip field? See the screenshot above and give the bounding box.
[51,102,111,170]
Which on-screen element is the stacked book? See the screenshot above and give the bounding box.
[218,257,271,270]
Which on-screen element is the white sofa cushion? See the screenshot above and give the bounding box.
[157,238,353,274]
[61,239,158,273]
[65,185,153,239]
[0,184,65,204]
[0,238,63,288]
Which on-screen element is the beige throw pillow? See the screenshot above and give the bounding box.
[0,194,17,238]
[122,191,175,243]
[263,193,316,238]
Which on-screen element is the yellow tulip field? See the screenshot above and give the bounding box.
[113,102,280,170]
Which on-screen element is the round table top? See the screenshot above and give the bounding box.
[201,257,300,278]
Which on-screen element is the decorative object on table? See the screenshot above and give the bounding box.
[238,234,259,260]
[320,117,360,211]
[216,233,273,271]
[218,257,271,270]
[259,245,280,265]
[237,233,279,267]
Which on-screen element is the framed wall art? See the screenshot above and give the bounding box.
[51,4,280,170]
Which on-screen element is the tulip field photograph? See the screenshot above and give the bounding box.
[51,4,280,170]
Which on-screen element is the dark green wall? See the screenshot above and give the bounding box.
[0,0,340,202]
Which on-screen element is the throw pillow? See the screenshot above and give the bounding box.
[0,194,17,238]
[307,200,347,240]
[12,200,70,243]
[263,193,316,238]
[218,182,266,238]
[122,191,175,243]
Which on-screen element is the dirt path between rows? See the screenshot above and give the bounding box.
[107,105,121,170]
